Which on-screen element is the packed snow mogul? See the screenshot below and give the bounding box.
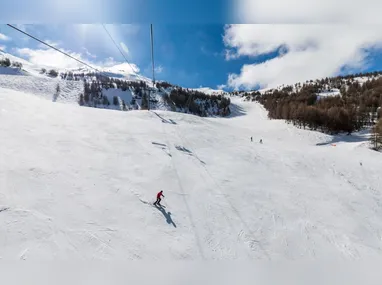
[154,190,165,206]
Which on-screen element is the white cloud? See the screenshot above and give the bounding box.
[12,25,33,43]
[14,45,141,77]
[14,24,27,31]
[103,62,140,75]
[99,57,140,74]
[0,45,6,51]
[237,0,382,24]
[98,56,119,67]
[155,65,164,74]
[15,47,105,71]
[82,47,97,59]
[217,84,227,90]
[38,40,61,49]
[195,87,225,95]
[120,42,129,54]
[0,33,11,41]
[46,40,59,47]
[224,24,382,89]
[15,47,87,69]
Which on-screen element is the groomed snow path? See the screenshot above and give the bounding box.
[1,87,382,260]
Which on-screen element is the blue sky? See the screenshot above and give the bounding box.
[0,24,244,89]
[2,23,382,91]
[2,1,382,90]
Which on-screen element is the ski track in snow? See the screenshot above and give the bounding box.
[1,86,382,260]
[0,74,82,104]
[158,117,206,260]
[167,117,269,259]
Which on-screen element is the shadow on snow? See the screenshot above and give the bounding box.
[151,142,172,157]
[175,145,206,165]
[224,102,246,118]
[139,199,176,228]
[154,204,177,228]
[316,129,371,146]
[175,145,192,155]
[152,111,177,125]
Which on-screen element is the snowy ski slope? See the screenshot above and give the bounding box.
[0,52,228,114]
[0,72,83,104]
[0,87,382,260]
[0,51,150,106]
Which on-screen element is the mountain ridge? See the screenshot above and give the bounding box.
[0,51,230,117]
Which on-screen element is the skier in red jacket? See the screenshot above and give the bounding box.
[154,190,164,206]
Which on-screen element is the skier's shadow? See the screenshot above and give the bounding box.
[155,205,177,228]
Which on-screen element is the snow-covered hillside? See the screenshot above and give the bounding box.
[255,73,382,97]
[0,72,83,104]
[316,89,341,100]
[193,87,225,95]
[1,87,381,260]
[0,52,231,116]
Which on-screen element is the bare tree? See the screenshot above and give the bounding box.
[370,119,382,150]
[53,83,60,102]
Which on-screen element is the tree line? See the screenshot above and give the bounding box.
[76,77,231,117]
[78,80,129,111]
[0,57,23,68]
[168,88,231,117]
[250,74,382,149]
[0,57,231,117]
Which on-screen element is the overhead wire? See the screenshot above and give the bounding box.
[7,23,150,84]
[101,24,144,82]
[149,24,156,110]
[6,24,101,72]
[101,24,157,110]
[7,23,155,108]
[150,24,155,86]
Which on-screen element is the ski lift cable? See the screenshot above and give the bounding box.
[101,24,146,83]
[6,24,102,73]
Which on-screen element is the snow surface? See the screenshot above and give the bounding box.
[257,75,382,96]
[101,87,134,108]
[316,89,341,100]
[353,76,381,84]
[193,87,225,95]
[0,52,84,104]
[0,73,83,104]
[316,89,340,96]
[1,86,382,261]
[0,52,43,76]
[0,66,28,76]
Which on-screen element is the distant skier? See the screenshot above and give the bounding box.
[251,136,253,142]
[260,139,263,144]
[154,190,165,207]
